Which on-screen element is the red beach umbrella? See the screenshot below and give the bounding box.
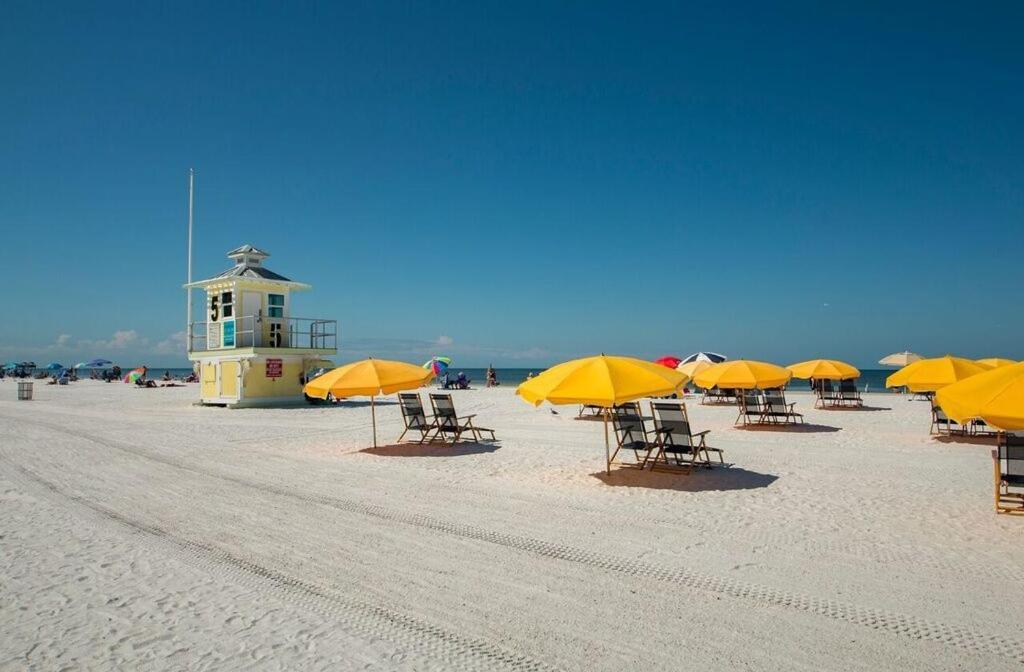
[654,356,682,369]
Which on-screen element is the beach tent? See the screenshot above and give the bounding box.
[935,362,1024,430]
[693,360,792,390]
[516,354,688,474]
[885,355,991,392]
[304,358,433,447]
[786,359,860,381]
[879,351,922,367]
[680,352,727,365]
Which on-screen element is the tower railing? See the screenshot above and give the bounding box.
[187,316,337,352]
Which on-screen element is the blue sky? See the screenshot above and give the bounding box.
[2,1,1022,368]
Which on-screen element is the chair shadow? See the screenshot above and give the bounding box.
[821,406,891,412]
[592,466,778,492]
[359,441,500,457]
[336,400,399,408]
[735,423,841,433]
[933,434,998,446]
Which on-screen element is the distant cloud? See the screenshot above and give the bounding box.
[80,329,147,351]
[154,331,187,355]
[54,334,72,348]
[436,335,454,347]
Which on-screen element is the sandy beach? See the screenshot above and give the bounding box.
[2,380,1022,670]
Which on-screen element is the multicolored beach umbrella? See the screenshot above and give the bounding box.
[680,352,727,365]
[123,367,145,383]
[423,356,452,376]
[654,356,682,369]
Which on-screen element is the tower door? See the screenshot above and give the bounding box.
[241,291,263,347]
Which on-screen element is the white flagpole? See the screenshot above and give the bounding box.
[186,169,194,341]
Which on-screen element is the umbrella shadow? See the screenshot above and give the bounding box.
[933,434,998,446]
[359,441,500,457]
[735,423,841,433]
[592,466,778,492]
[821,405,891,412]
[335,399,399,408]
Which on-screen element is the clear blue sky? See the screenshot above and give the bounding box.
[2,1,1022,368]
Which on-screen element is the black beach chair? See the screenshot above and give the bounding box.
[609,402,656,467]
[428,393,496,443]
[838,379,863,407]
[930,402,962,436]
[397,393,434,444]
[762,389,804,425]
[735,390,764,426]
[994,433,1024,515]
[649,401,722,472]
[814,379,842,408]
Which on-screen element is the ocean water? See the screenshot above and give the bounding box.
[142,366,900,391]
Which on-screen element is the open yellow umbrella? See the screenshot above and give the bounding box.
[935,362,1024,429]
[786,359,860,380]
[692,360,792,390]
[304,358,433,447]
[516,354,688,474]
[885,355,991,393]
[976,358,1017,369]
[676,359,713,380]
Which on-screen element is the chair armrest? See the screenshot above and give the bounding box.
[458,414,477,421]
[693,430,711,437]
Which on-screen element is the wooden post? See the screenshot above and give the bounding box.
[371,395,377,448]
[604,408,611,475]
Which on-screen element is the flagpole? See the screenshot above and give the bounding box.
[186,169,194,342]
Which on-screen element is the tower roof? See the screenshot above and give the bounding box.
[184,244,310,290]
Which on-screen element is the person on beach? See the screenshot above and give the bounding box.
[486,365,499,387]
[162,370,172,381]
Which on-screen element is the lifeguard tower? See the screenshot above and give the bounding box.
[185,244,337,406]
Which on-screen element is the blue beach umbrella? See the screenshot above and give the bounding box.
[45,362,65,370]
[2,362,16,371]
[80,358,113,368]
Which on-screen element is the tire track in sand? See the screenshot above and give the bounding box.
[6,416,1024,664]
[0,456,556,672]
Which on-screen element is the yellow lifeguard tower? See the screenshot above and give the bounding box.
[185,244,337,406]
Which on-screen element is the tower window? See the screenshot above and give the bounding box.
[268,294,284,318]
[221,292,234,318]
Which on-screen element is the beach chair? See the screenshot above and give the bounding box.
[735,390,764,426]
[993,433,1024,515]
[649,401,722,472]
[761,389,804,425]
[814,379,842,409]
[578,404,605,418]
[397,393,434,444]
[929,402,962,436]
[609,402,656,467]
[838,379,862,407]
[701,387,732,405]
[428,393,496,443]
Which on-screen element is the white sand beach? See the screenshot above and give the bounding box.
[2,380,1022,670]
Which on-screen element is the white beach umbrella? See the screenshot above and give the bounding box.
[879,351,922,367]
[680,352,727,365]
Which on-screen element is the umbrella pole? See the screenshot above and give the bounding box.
[371,395,377,448]
[604,408,611,475]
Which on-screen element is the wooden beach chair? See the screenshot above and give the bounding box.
[577,404,605,419]
[428,393,496,444]
[993,433,1024,515]
[649,401,722,472]
[838,379,863,407]
[761,389,804,425]
[609,402,656,467]
[929,401,962,436]
[397,393,434,444]
[735,390,764,426]
[701,387,735,405]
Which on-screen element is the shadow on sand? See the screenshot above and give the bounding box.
[933,434,998,447]
[735,423,841,433]
[592,466,778,492]
[821,405,892,412]
[335,399,399,408]
[359,441,500,457]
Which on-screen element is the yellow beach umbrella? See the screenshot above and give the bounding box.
[304,358,434,447]
[885,355,991,393]
[976,358,1017,369]
[676,359,713,379]
[879,351,922,367]
[692,360,792,390]
[516,354,688,474]
[935,362,1024,429]
[786,359,860,380]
